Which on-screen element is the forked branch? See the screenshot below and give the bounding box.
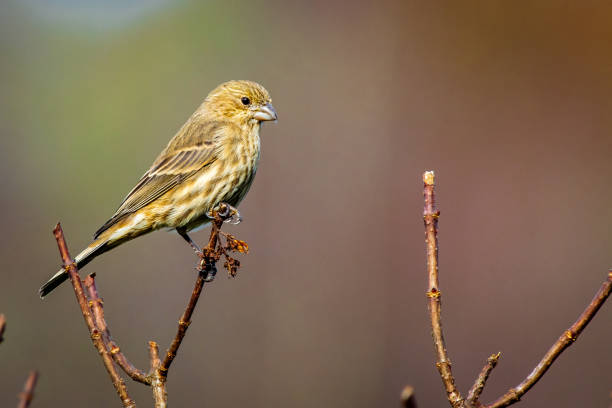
[484,272,612,408]
[421,171,612,408]
[54,224,135,408]
[52,204,247,407]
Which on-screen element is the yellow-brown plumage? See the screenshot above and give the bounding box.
[40,80,276,297]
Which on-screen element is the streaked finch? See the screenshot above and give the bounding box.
[40,80,277,297]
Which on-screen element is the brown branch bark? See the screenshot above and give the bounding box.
[467,353,500,407]
[159,214,224,375]
[484,271,612,408]
[54,223,136,408]
[421,170,612,408]
[52,205,241,407]
[83,274,149,384]
[0,313,5,344]
[2,316,39,408]
[423,171,464,408]
[16,371,38,408]
[401,385,418,408]
[149,341,167,408]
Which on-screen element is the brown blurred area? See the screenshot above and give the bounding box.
[1,0,611,407]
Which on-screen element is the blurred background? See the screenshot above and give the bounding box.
[1,0,611,407]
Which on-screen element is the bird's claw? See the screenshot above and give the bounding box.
[207,203,241,224]
[225,210,242,225]
[198,259,217,282]
[204,269,216,282]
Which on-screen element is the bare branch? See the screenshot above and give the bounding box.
[421,171,612,408]
[485,271,612,408]
[53,223,136,408]
[159,213,224,375]
[17,371,38,408]
[149,341,167,408]
[0,313,5,344]
[51,204,246,406]
[401,385,418,408]
[423,171,464,408]
[467,353,500,407]
[2,316,39,407]
[83,274,149,384]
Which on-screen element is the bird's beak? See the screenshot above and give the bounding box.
[253,103,278,122]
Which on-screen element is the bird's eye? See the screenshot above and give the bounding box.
[241,97,251,106]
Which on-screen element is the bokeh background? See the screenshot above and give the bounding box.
[1,1,611,407]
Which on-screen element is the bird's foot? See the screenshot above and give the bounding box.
[197,258,217,282]
[207,203,242,225]
[205,267,217,282]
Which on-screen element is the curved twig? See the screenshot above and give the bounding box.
[484,271,612,408]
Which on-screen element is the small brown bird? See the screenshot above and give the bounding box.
[40,80,277,298]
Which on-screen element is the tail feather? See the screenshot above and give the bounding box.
[39,239,108,298]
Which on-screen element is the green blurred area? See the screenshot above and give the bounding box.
[1,1,611,407]
[2,1,255,208]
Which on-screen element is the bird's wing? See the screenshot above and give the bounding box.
[94,120,228,238]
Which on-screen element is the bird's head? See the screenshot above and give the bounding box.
[203,80,277,125]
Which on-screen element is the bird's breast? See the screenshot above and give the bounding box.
[164,126,261,229]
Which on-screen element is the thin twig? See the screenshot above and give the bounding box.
[159,214,224,375]
[17,371,38,408]
[149,341,167,408]
[158,273,206,377]
[401,385,418,408]
[2,317,38,407]
[0,313,5,344]
[84,274,149,384]
[53,223,136,408]
[484,271,612,408]
[423,171,464,408]
[467,353,500,407]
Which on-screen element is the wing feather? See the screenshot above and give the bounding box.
[94,120,231,238]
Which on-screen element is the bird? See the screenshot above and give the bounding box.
[40,80,277,298]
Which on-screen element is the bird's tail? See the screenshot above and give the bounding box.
[39,238,109,298]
